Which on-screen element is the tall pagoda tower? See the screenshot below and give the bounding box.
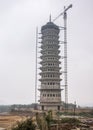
[39,18,62,111]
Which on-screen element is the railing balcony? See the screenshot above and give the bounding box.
[39,97,61,103]
[38,85,63,91]
[38,85,63,90]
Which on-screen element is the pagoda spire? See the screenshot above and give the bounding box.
[49,14,51,22]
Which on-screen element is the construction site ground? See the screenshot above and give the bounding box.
[0,111,93,130]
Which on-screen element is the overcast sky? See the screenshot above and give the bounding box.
[0,0,93,106]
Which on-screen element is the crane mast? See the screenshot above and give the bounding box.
[53,4,72,111]
[64,9,68,110]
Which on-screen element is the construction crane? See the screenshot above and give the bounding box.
[53,4,72,111]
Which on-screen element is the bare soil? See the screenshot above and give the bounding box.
[0,114,26,130]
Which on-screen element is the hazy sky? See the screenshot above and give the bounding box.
[0,0,93,106]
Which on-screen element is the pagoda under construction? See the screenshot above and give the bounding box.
[39,18,62,111]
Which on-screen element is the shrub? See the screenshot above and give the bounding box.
[12,118,36,130]
[61,118,80,125]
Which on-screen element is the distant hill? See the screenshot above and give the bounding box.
[0,105,11,113]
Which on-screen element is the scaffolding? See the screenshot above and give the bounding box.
[35,4,72,110]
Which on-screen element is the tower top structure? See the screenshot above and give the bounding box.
[41,20,59,31]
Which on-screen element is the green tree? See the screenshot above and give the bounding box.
[45,110,53,130]
[36,112,42,130]
[12,118,36,130]
[36,112,48,130]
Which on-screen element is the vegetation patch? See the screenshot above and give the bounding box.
[61,117,80,125]
[11,118,36,130]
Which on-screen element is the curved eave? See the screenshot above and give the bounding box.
[41,35,59,39]
[39,66,61,70]
[39,72,62,75]
[39,78,62,82]
[41,44,60,49]
[40,49,60,53]
[38,88,63,91]
[39,49,60,55]
[39,60,61,64]
[40,55,61,59]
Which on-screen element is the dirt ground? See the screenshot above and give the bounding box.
[0,114,26,130]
